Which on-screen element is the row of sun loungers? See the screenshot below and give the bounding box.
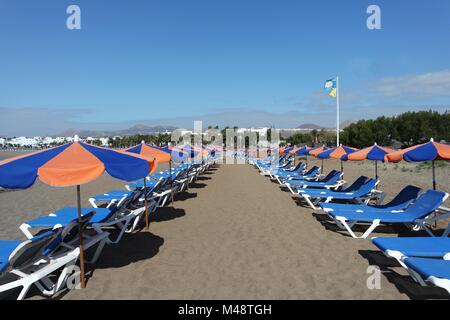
[0,157,218,300]
[248,154,450,295]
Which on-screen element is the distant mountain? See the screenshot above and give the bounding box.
[297,123,328,130]
[58,124,178,137]
[296,121,355,131]
[340,120,356,129]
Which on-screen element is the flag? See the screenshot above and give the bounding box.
[324,78,337,98]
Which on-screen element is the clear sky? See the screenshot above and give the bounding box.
[1,0,450,135]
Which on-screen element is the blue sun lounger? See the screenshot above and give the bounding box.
[89,190,137,208]
[319,185,422,214]
[270,163,306,178]
[327,190,449,239]
[260,161,293,176]
[284,170,344,194]
[0,212,108,300]
[402,257,450,294]
[372,237,450,268]
[126,176,166,191]
[0,229,68,300]
[19,205,145,245]
[298,177,380,210]
[277,166,321,184]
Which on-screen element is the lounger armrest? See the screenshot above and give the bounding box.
[436,206,450,215]
[371,190,386,205]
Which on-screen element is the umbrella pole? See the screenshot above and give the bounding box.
[432,160,437,229]
[76,185,86,289]
[321,159,324,174]
[143,178,149,230]
[375,160,378,180]
[340,160,343,174]
[432,160,436,190]
[170,159,176,200]
[305,156,308,169]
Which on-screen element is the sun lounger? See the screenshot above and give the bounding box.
[0,229,73,300]
[89,190,138,208]
[402,257,450,294]
[320,185,422,213]
[327,190,449,238]
[20,206,144,245]
[372,237,450,268]
[276,166,321,184]
[298,177,381,210]
[270,163,306,179]
[284,170,345,194]
[0,212,107,299]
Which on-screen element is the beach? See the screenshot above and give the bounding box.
[0,151,449,299]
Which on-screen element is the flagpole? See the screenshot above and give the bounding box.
[336,76,340,147]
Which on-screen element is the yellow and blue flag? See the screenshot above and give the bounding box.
[324,78,337,98]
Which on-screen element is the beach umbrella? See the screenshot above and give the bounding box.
[178,145,200,159]
[0,136,156,288]
[283,146,294,156]
[289,147,302,165]
[295,146,312,167]
[309,146,329,173]
[385,138,450,190]
[343,143,396,180]
[289,147,301,155]
[126,142,172,228]
[317,145,359,173]
[190,144,209,163]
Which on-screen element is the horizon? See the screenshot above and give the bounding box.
[1,1,450,136]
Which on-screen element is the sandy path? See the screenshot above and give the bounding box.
[61,163,422,300]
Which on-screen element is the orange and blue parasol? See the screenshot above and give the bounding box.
[343,143,396,179]
[385,138,450,189]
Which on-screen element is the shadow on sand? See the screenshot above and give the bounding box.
[196,176,212,181]
[359,250,450,300]
[151,207,186,222]
[174,192,197,201]
[189,182,207,189]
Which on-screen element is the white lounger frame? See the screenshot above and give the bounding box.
[331,197,450,239]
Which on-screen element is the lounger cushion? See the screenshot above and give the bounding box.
[25,208,114,228]
[319,202,405,213]
[103,190,134,196]
[328,211,420,223]
[373,237,450,258]
[92,191,133,201]
[0,240,22,272]
[404,257,450,280]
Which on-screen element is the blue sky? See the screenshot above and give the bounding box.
[1,0,450,135]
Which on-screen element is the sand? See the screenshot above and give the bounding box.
[0,151,449,299]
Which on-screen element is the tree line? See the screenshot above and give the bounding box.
[340,110,450,148]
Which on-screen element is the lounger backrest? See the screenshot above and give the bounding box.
[352,179,379,196]
[320,170,338,182]
[404,190,449,218]
[385,185,422,207]
[323,171,342,184]
[57,211,96,246]
[280,161,292,169]
[344,176,369,192]
[7,229,62,271]
[289,162,304,172]
[304,166,320,177]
